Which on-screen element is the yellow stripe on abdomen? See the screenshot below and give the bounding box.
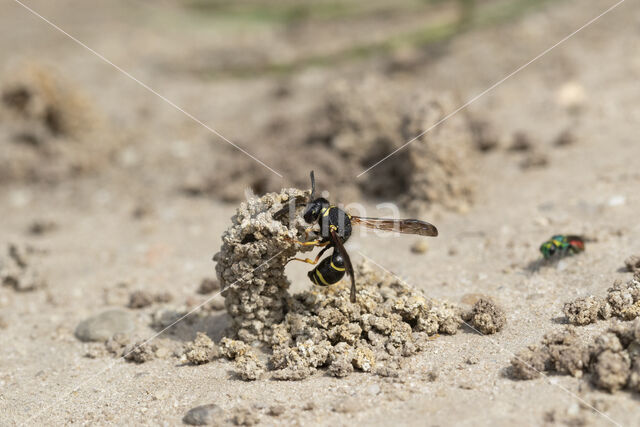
[330,261,345,272]
[315,269,330,286]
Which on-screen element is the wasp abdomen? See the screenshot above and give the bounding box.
[308,250,346,287]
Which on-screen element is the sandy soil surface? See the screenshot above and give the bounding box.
[1,0,640,425]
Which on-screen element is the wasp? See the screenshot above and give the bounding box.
[275,171,438,302]
[539,235,585,259]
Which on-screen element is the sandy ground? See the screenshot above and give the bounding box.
[1,0,640,425]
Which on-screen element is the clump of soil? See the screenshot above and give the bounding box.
[510,327,589,380]
[127,290,173,309]
[0,63,117,183]
[184,332,220,365]
[0,243,46,292]
[511,319,640,393]
[563,272,640,325]
[624,255,640,273]
[123,340,159,364]
[197,278,221,295]
[462,297,506,334]
[212,190,466,380]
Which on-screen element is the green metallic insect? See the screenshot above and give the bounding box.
[539,235,585,259]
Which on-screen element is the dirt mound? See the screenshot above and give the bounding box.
[511,320,640,393]
[212,189,467,380]
[0,63,117,183]
[305,78,477,213]
[188,77,477,213]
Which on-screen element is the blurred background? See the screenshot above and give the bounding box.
[3,0,634,217]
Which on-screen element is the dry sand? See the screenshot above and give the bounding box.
[1,0,640,425]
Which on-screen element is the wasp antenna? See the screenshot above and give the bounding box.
[309,170,316,201]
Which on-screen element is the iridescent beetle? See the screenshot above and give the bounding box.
[539,235,585,259]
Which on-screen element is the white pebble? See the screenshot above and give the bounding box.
[607,195,625,206]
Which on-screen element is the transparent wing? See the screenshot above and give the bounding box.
[350,216,438,237]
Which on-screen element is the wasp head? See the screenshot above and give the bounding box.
[540,241,557,259]
[303,198,329,224]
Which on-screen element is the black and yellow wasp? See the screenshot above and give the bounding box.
[275,171,438,303]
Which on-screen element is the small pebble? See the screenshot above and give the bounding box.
[556,81,587,112]
[128,290,153,309]
[554,129,576,147]
[509,131,532,151]
[607,195,625,207]
[410,240,429,254]
[458,381,474,390]
[520,152,548,170]
[466,356,479,365]
[207,299,226,311]
[183,404,225,426]
[198,278,221,295]
[268,405,285,416]
[27,220,58,236]
[75,310,134,342]
[567,402,580,417]
[366,383,381,395]
[556,260,568,272]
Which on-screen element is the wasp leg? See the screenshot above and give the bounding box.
[289,257,319,265]
[292,239,330,247]
[302,226,316,241]
[286,246,330,266]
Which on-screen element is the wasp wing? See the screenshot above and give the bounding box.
[350,216,438,237]
[329,228,356,303]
